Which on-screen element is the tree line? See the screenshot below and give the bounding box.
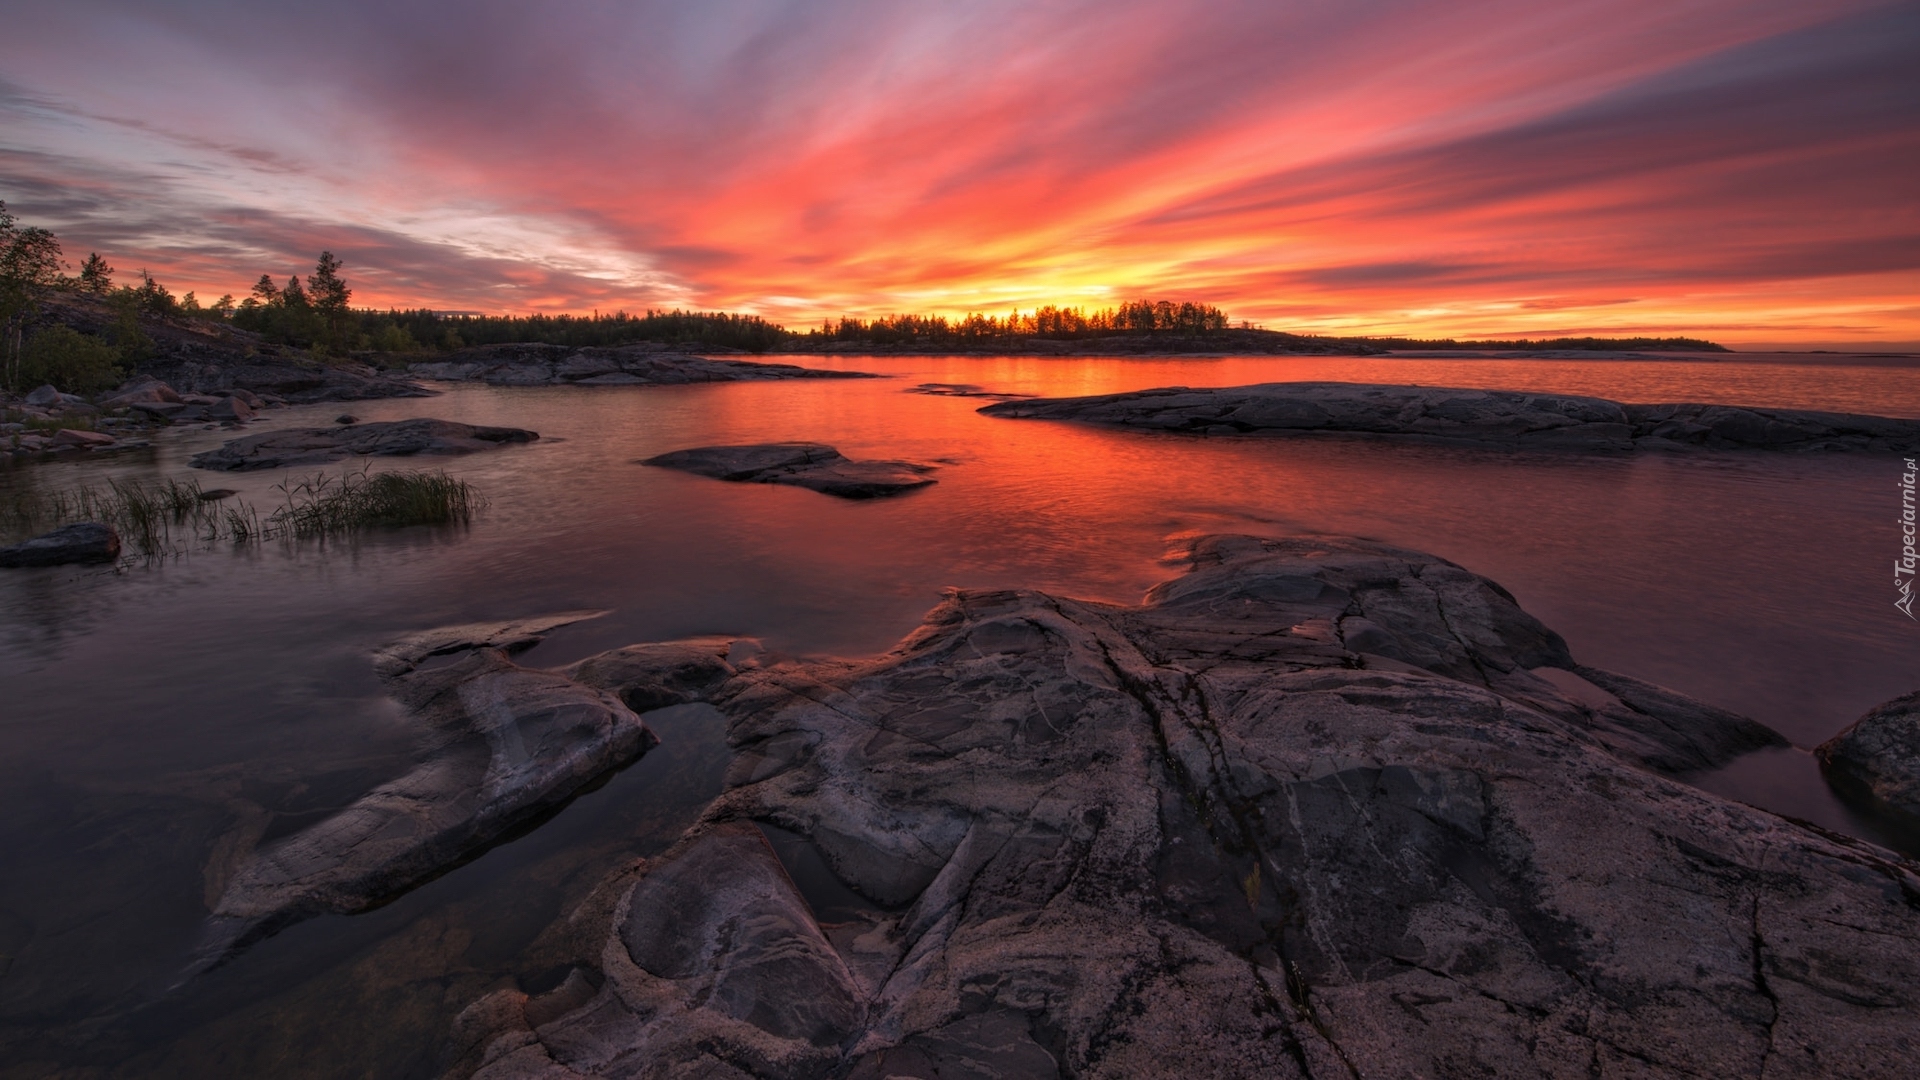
[811,300,1233,344]
[2,200,1725,395]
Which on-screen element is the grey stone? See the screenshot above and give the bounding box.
[24,385,60,406]
[561,637,741,713]
[206,395,253,422]
[191,613,653,974]
[462,823,862,1080]
[644,443,937,499]
[49,428,114,448]
[980,381,1920,453]
[457,535,1920,1079]
[1818,690,1920,830]
[0,522,121,567]
[188,417,538,470]
[98,381,182,408]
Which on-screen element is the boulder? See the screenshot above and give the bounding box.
[980,381,1920,453]
[188,417,538,471]
[643,443,937,499]
[191,612,654,973]
[455,535,1920,1079]
[98,382,182,408]
[23,384,59,406]
[205,395,253,422]
[1818,691,1920,830]
[0,522,121,567]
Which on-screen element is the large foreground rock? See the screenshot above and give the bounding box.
[0,523,121,567]
[980,381,1920,452]
[411,344,875,387]
[188,417,538,470]
[191,613,654,973]
[1818,690,1920,832]
[643,443,937,499]
[449,535,1920,1079]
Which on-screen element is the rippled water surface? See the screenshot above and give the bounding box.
[3,353,1917,1076]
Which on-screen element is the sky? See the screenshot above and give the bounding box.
[0,0,1915,348]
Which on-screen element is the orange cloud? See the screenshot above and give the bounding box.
[2,0,1913,348]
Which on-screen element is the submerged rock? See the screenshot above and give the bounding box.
[905,382,1032,400]
[188,417,538,470]
[453,535,1920,1079]
[0,522,121,567]
[643,443,937,499]
[1818,690,1920,831]
[411,344,876,387]
[191,612,653,973]
[979,381,1920,453]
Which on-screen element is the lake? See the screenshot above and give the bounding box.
[2,351,1916,1076]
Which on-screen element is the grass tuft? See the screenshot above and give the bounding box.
[1,467,484,557]
[274,469,483,537]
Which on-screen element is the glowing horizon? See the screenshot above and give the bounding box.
[2,0,1915,349]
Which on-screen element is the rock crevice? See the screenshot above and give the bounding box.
[448,535,1920,1079]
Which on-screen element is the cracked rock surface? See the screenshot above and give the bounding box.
[979,381,1920,453]
[190,614,655,975]
[450,535,1920,1079]
[643,443,937,499]
[189,418,539,470]
[1818,690,1920,832]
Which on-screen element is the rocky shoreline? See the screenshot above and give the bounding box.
[409,344,875,387]
[979,381,1920,453]
[169,533,1920,1077]
[778,329,1382,356]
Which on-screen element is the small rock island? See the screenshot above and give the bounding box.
[190,418,539,470]
[642,443,937,499]
[980,381,1920,453]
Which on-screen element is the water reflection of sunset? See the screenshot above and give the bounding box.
[3,2,1914,348]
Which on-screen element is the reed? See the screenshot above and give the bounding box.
[1,468,484,556]
[273,469,483,537]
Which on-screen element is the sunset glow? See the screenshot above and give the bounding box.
[2,0,1914,347]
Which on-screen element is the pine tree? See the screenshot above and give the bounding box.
[307,251,351,340]
[78,252,114,293]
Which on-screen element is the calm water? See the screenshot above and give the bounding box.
[2,353,1917,1076]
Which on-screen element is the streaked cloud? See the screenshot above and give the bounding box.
[0,0,1913,346]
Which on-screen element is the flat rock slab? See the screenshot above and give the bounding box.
[643,443,936,499]
[189,417,538,471]
[411,344,876,387]
[0,522,120,567]
[453,535,1920,1080]
[1819,690,1920,832]
[980,380,1920,452]
[190,613,653,975]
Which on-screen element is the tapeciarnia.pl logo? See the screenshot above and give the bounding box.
[1900,457,1917,619]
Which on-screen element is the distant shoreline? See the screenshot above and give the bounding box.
[770,327,1732,357]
